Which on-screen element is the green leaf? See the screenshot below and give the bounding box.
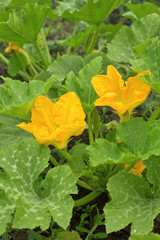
[87,138,137,166]
[63,56,102,113]
[131,38,160,94]
[126,2,160,19]
[107,26,137,62]
[0,77,53,120]
[56,0,125,25]
[100,23,123,42]
[117,118,160,160]
[84,52,112,74]
[117,118,149,155]
[0,114,31,149]
[0,4,49,44]
[144,155,160,192]
[47,55,84,81]
[0,192,14,236]
[6,0,51,8]
[129,233,160,240]
[0,138,77,233]
[56,230,82,240]
[58,26,95,49]
[104,171,160,234]
[8,53,27,76]
[54,0,87,16]
[69,143,88,177]
[107,14,160,62]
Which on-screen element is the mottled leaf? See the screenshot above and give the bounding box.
[104,171,160,234]
[0,138,77,233]
[107,14,160,62]
[0,114,31,149]
[0,77,53,120]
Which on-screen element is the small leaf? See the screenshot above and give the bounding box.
[126,2,160,19]
[0,3,49,44]
[63,57,102,113]
[8,53,27,76]
[0,77,53,120]
[87,138,137,166]
[58,26,95,49]
[56,230,82,240]
[47,55,84,81]
[131,38,160,94]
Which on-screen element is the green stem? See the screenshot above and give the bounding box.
[87,113,94,144]
[0,53,9,64]
[149,104,160,121]
[35,43,47,69]
[27,64,34,77]
[74,188,104,207]
[85,25,100,55]
[30,63,38,75]
[58,149,72,162]
[120,111,130,122]
[77,179,93,191]
[85,214,105,240]
[50,155,60,167]
[40,28,51,65]
[32,61,43,72]
[67,22,79,55]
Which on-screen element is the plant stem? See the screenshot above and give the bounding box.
[67,22,79,55]
[32,61,43,72]
[0,53,9,64]
[74,188,104,207]
[35,43,47,69]
[120,111,130,122]
[50,155,60,167]
[87,113,94,144]
[149,104,160,121]
[77,179,93,191]
[40,28,51,65]
[85,25,100,55]
[58,149,72,162]
[85,214,105,240]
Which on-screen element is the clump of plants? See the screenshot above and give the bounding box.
[0,0,160,240]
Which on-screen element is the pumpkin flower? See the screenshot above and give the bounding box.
[5,42,31,65]
[125,160,146,177]
[91,65,151,117]
[17,92,86,149]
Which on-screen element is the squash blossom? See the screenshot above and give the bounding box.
[91,65,151,116]
[17,92,86,149]
[125,160,146,177]
[5,42,31,65]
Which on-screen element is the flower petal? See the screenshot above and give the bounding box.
[53,92,86,127]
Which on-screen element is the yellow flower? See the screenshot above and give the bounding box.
[17,92,86,149]
[91,65,151,116]
[125,160,146,177]
[5,42,31,64]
